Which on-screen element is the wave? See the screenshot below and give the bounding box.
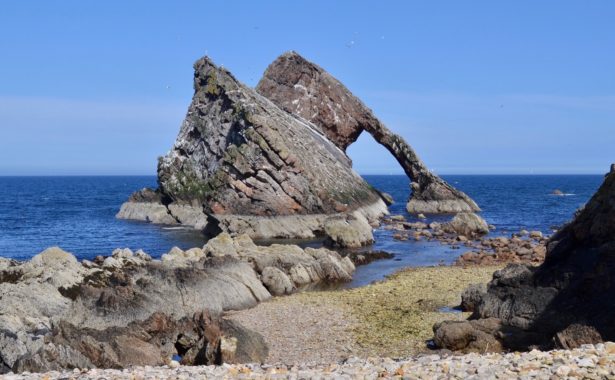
[550,193,575,197]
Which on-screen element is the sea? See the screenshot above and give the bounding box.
[0,175,603,287]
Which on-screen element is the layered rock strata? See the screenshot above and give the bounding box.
[117,55,387,244]
[256,51,480,214]
[433,165,615,352]
[0,235,355,373]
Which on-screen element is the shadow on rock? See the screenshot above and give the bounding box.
[433,165,615,353]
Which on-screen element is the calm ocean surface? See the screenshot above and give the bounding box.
[0,175,603,285]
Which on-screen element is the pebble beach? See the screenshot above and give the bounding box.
[6,344,615,379]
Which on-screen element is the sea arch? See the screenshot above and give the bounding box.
[256,51,480,214]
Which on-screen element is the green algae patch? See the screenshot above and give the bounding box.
[288,265,502,358]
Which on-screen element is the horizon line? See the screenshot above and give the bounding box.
[0,172,607,177]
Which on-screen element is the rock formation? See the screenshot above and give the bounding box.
[443,212,489,238]
[256,51,480,214]
[118,55,387,245]
[0,236,356,373]
[433,165,615,352]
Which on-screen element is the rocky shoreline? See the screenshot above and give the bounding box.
[382,213,549,266]
[0,201,562,374]
[3,48,613,379]
[6,344,615,379]
[0,234,365,373]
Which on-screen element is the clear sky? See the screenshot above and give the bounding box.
[1,1,613,175]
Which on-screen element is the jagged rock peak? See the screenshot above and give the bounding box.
[158,54,382,216]
[257,51,480,215]
[257,50,373,151]
[118,54,387,241]
[192,55,241,95]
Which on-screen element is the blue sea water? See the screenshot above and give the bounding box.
[0,175,603,284]
[349,174,602,286]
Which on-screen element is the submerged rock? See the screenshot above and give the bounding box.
[256,51,480,215]
[117,54,387,244]
[433,164,615,352]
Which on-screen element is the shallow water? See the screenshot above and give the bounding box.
[0,175,603,285]
[345,174,602,287]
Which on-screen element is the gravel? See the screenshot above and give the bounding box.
[225,295,360,364]
[7,344,615,379]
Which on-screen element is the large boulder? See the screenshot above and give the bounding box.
[117,54,387,243]
[433,165,615,352]
[260,266,294,296]
[443,212,489,238]
[323,214,374,248]
[256,51,480,215]
[116,188,178,225]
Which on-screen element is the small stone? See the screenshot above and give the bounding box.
[112,248,134,259]
[529,231,543,239]
[576,358,594,367]
[102,256,121,269]
[135,249,152,261]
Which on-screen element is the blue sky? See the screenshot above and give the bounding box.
[1,1,613,175]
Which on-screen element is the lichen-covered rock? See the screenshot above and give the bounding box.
[323,214,374,248]
[256,51,479,215]
[118,54,387,242]
[434,165,615,352]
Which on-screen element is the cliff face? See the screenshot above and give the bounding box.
[433,165,615,352]
[159,56,381,216]
[256,52,480,214]
[118,56,387,242]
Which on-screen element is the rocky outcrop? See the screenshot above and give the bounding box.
[455,234,548,266]
[443,212,489,238]
[12,311,267,373]
[117,55,387,243]
[433,165,615,352]
[0,247,269,373]
[256,51,480,215]
[0,235,355,373]
[164,233,356,295]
